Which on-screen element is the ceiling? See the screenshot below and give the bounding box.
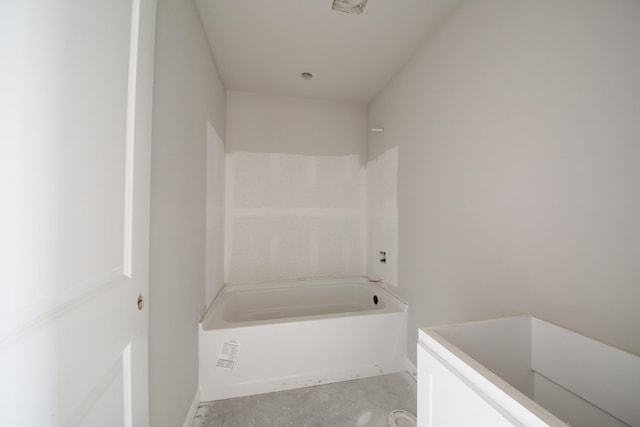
[194,0,461,103]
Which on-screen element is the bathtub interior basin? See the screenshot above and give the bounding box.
[418,316,640,427]
[202,276,403,330]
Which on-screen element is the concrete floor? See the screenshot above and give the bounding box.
[192,372,417,427]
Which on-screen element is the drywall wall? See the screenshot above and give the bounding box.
[368,0,640,363]
[149,0,226,425]
[225,91,367,283]
[226,91,366,156]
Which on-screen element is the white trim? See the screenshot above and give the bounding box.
[182,388,200,427]
[123,0,142,277]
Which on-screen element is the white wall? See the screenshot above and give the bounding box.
[149,0,226,425]
[225,91,367,283]
[368,0,640,363]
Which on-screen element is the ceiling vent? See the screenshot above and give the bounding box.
[331,0,368,14]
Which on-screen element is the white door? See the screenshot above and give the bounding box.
[0,0,156,425]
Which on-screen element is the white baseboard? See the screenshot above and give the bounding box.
[405,358,417,381]
[182,388,200,427]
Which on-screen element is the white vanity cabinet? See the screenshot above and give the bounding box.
[417,316,639,427]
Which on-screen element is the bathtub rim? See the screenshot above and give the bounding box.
[200,276,407,331]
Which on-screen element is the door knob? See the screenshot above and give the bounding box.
[137,294,144,311]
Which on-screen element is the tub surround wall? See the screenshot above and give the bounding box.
[367,0,640,362]
[366,145,399,288]
[149,0,226,425]
[225,91,367,283]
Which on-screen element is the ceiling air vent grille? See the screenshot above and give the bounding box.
[332,0,368,14]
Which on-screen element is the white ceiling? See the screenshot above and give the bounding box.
[194,0,461,103]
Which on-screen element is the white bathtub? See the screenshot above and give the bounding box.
[199,277,408,401]
[418,316,640,427]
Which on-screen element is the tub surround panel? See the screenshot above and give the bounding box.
[227,214,363,284]
[226,152,365,284]
[366,145,399,288]
[225,92,367,284]
[231,152,363,210]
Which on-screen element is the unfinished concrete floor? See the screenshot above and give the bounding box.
[192,372,417,427]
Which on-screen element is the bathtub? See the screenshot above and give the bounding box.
[199,277,408,401]
[417,316,640,427]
